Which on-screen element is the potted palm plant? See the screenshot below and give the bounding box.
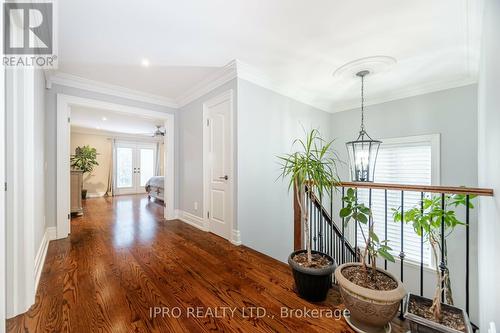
[70,145,99,199]
[394,194,475,333]
[335,188,406,332]
[278,129,340,302]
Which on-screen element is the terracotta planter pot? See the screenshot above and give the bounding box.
[335,262,406,332]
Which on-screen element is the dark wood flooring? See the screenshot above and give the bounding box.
[7,195,405,332]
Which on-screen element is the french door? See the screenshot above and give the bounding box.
[115,142,156,195]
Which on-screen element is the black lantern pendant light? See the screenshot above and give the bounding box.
[346,70,381,182]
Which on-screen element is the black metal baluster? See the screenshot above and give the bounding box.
[330,187,333,259]
[355,189,358,259]
[342,187,346,265]
[399,191,405,319]
[314,200,318,251]
[384,189,388,270]
[368,189,372,265]
[319,193,323,252]
[316,197,319,252]
[309,188,313,250]
[420,192,424,297]
[440,193,446,302]
[465,194,470,314]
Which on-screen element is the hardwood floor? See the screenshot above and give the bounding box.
[7,195,404,332]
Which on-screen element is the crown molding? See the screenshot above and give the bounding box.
[173,59,329,111]
[235,59,331,112]
[46,72,178,108]
[330,75,477,113]
[175,60,238,107]
[465,0,484,79]
[46,54,480,116]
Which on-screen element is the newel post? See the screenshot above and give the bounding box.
[293,181,303,251]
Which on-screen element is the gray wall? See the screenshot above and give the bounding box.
[478,0,500,329]
[237,78,333,262]
[178,79,238,219]
[44,84,178,228]
[330,85,478,187]
[330,84,479,322]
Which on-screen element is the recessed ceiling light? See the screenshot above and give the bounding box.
[141,58,150,67]
[102,117,107,121]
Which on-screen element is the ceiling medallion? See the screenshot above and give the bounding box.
[332,56,397,80]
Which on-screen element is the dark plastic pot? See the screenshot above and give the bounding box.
[404,293,472,333]
[81,189,87,200]
[288,250,336,302]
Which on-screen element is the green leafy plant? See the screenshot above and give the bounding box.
[278,129,341,264]
[340,188,395,273]
[70,145,99,174]
[393,193,476,320]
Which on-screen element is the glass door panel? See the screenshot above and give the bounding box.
[140,148,155,186]
[115,142,158,195]
[116,147,134,188]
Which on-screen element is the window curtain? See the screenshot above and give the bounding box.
[105,138,116,196]
[154,141,161,176]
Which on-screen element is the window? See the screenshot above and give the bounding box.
[356,135,440,267]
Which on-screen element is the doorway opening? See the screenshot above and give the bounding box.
[57,94,175,238]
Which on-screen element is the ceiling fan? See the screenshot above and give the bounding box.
[139,125,165,137]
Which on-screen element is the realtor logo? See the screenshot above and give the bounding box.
[3,1,57,67]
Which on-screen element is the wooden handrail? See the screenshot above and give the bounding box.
[339,182,494,196]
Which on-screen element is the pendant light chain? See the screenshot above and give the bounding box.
[360,73,365,133]
[347,69,382,182]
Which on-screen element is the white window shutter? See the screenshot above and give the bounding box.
[356,140,434,266]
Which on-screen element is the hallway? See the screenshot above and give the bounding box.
[6,195,361,333]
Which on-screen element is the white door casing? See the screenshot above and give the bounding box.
[203,90,235,242]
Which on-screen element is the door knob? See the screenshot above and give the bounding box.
[219,175,228,180]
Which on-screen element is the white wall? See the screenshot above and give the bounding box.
[330,85,479,322]
[237,78,333,262]
[477,0,500,329]
[5,68,37,317]
[34,70,46,254]
[44,84,178,228]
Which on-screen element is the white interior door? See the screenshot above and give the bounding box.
[204,92,233,240]
[115,142,155,195]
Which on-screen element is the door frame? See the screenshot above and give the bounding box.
[0,54,6,330]
[202,89,239,245]
[56,94,175,239]
[114,140,157,195]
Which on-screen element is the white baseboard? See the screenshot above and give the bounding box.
[176,210,242,246]
[34,227,57,290]
[85,192,106,198]
[231,229,242,246]
[178,210,208,231]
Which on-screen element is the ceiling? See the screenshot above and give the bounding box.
[70,106,163,135]
[56,0,482,112]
